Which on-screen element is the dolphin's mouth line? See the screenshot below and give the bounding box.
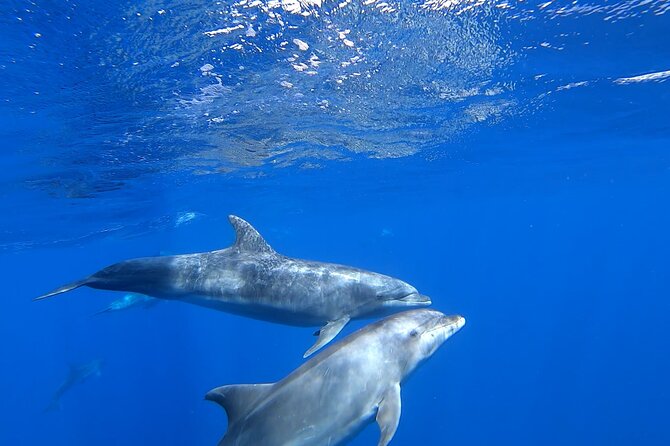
[429,317,465,335]
[413,316,465,336]
[423,323,455,336]
[396,292,432,305]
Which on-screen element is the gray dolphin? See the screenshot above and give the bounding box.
[36,215,430,357]
[93,293,159,316]
[45,359,104,412]
[206,309,465,446]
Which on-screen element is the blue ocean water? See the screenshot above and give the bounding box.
[1,0,669,444]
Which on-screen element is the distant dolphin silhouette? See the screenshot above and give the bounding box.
[45,359,104,412]
[36,215,430,357]
[206,309,465,446]
[93,293,159,316]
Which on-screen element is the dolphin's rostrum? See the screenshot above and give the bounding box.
[36,215,431,356]
[206,309,465,446]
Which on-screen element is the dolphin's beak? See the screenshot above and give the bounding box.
[398,293,432,306]
[438,314,466,334]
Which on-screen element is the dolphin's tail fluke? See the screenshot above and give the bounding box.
[34,279,91,301]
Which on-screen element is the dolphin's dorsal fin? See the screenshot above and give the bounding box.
[206,383,274,425]
[228,215,275,254]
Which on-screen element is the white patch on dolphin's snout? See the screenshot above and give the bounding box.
[413,314,465,359]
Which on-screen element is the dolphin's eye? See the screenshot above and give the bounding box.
[409,329,418,338]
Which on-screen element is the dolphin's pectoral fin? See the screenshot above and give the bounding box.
[228,215,275,254]
[91,306,112,316]
[376,383,401,446]
[205,383,274,426]
[303,316,350,358]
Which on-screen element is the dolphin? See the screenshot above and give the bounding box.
[45,359,104,412]
[93,293,159,316]
[206,309,465,446]
[36,215,430,357]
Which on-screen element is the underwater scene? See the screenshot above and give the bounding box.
[1,0,669,445]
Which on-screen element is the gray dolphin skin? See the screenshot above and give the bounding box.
[35,215,431,357]
[206,309,465,446]
[93,293,159,316]
[45,359,104,412]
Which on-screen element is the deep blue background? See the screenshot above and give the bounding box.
[1,1,669,445]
